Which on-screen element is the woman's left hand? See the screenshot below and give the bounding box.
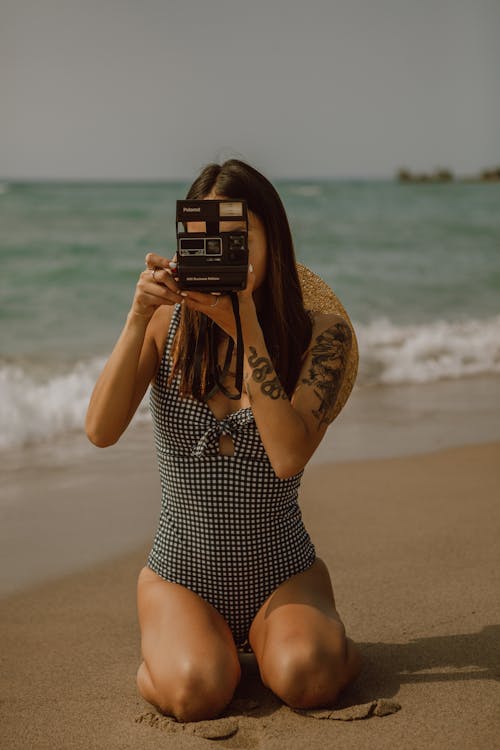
[179,263,257,340]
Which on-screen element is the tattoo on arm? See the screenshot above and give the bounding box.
[247,346,288,401]
[301,321,352,429]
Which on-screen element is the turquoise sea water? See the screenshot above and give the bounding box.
[1,179,499,448]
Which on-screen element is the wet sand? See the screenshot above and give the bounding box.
[2,374,500,596]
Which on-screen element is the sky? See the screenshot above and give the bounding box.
[1,0,499,180]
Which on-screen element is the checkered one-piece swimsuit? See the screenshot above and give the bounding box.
[147,304,316,646]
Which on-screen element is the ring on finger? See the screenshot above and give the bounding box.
[151,267,159,282]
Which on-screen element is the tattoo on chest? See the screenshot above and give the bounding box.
[301,321,352,428]
[247,346,288,400]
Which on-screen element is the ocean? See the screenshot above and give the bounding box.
[1,179,499,451]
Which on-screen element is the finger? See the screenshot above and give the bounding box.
[180,290,225,307]
[136,291,178,309]
[144,267,174,285]
[239,263,255,297]
[246,262,254,285]
[134,292,175,309]
[142,269,182,298]
[144,279,182,302]
[145,252,172,269]
[139,270,181,296]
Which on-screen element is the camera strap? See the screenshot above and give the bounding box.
[205,292,244,401]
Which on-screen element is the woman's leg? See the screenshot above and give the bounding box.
[136,566,242,722]
[248,558,362,709]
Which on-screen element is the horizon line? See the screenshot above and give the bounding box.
[0,174,393,183]
[1,167,497,184]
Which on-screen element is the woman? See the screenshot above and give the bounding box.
[85,159,362,723]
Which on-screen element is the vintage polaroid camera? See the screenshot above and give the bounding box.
[175,199,249,292]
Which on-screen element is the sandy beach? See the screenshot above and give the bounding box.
[1,379,500,749]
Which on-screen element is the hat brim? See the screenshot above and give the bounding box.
[297,263,359,421]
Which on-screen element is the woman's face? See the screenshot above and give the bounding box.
[185,191,268,291]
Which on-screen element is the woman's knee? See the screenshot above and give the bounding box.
[138,652,242,722]
[169,657,241,721]
[259,632,357,709]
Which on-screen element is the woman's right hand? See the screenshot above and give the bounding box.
[129,252,182,320]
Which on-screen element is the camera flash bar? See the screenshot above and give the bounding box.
[219,201,243,217]
[176,199,247,224]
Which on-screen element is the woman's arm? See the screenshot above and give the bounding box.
[85,254,181,447]
[240,303,353,478]
[85,311,160,447]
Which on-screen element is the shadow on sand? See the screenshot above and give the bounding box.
[231,624,500,715]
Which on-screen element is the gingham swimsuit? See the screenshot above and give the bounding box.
[146,303,316,646]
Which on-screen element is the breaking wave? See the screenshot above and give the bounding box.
[1,313,499,449]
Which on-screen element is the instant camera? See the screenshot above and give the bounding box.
[175,199,249,292]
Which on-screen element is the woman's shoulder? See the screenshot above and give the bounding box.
[308,310,352,339]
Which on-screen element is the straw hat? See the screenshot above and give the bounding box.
[296,263,359,421]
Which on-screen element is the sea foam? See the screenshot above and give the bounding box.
[357,314,500,384]
[0,358,151,450]
[1,314,499,450]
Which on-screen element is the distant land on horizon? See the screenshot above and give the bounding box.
[1,166,500,184]
[396,166,500,184]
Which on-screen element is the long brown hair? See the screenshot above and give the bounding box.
[170,159,312,399]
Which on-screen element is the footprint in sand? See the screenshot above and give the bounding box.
[135,711,239,739]
[135,697,400,741]
[187,717,239,739]
[294,698,401,721]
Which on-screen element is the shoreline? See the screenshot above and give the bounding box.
[1,373,500,597]
[2,372,500,469]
